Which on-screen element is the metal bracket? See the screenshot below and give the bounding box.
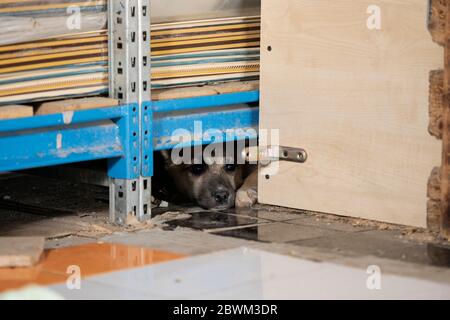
[108,0,152,225]
[244,146,308,165]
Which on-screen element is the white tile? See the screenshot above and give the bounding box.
[86,247,318,298]
[197,252,450,300]
[49,280,166,300]
[64,247,450,300]
[255,269,450,300]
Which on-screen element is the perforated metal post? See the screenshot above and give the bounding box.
[108,0,152,224]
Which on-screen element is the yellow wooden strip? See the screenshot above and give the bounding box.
[0,1,106,13]
[152,34,260,49]
[153,41,260,56]
[0,77,107,97]
[0,44,106,60]
[153,64,260,80]
[0,72,106,90]
[152,30,260,44]
[0,48,107,66]
[152,23,260,37]
[0,56,107,74]
[154,60,260,72]
[0,65,105,82]
[152,16,260,30]
[0,86,107,104]
[152,72,259,86]
[0,36,107,53]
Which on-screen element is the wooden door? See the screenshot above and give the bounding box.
[259,0,443,227]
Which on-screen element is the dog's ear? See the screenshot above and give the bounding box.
[160,150,171,161]
[160,150,175,168]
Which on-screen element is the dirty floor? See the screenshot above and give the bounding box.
[1,173,450,299]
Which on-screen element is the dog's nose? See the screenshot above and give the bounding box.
[213,190,230,204]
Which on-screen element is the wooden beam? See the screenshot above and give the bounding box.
[441,0,450,238]
[0,105,33,120]
[36,97,118,115]
[429,70,445,139]
[428,166,442,233]
[428,0,450,238]
[429,0,447,46]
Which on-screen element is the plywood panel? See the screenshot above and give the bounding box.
[259,0,443,227]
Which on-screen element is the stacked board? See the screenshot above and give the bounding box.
[151,16,260,88]
[0,0,106,17]
[0,13,260,106]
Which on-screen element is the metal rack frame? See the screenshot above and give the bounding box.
[0,0,259,225]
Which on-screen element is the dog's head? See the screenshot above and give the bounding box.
[160,145,245,210]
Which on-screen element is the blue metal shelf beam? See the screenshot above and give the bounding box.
[152,90,260,151]
[152,90,259,113]
[0,106,127,134]
[154,106,259,151]
[0,91,259,175]
[0,105,136,177]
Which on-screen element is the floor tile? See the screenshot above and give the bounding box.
[55,247,450,300]
[211,222,343,243]
[102,228,253,256]
[195,265,450,300]
[232,208,308,222]
[0,217,86,238]
[45,236,97,250]
[290,230,434,265]
[0,268,66,293]
[49,280,166,300]
[285,216,375,232]
[84,247,319,298]
[0,285,65,300]
[0,243,183,293]
[40,243,184,277]
[164,211,262,231]
[426,242,450,267]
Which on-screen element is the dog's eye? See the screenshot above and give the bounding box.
[189,164,206,175]
[224,164,237,173]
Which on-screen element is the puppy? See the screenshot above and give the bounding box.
[153,144,257,210]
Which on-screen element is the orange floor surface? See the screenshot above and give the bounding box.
[0,243,184,292]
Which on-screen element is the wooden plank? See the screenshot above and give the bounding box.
[428,166,442,233]
[429,0,447,46]
[427,0,449,238]
[35,97,118,115]
[441,0,450,238]
[0,105,33,120]
[259,0,443,227]
[152,80,259,101]
[0,237,44,267]
[429,70,445,139]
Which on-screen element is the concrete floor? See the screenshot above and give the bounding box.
[1,173,450,287]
